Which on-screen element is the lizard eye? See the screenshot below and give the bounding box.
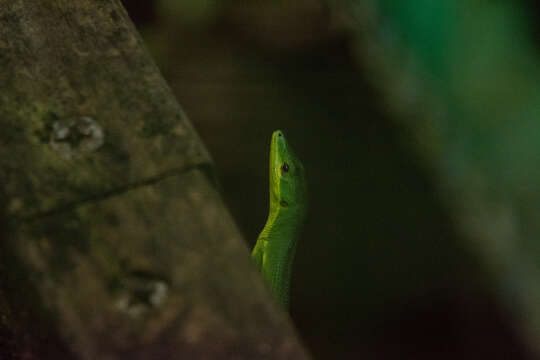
[281,163,289,173]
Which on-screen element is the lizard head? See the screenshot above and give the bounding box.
[269,130,307,211]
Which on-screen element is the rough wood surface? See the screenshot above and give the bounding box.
[0,1,308,359]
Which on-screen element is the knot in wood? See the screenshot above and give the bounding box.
[49,116,104,159]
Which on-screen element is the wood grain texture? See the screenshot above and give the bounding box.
[0,1,308,358]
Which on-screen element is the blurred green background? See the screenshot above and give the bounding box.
[120,1,540,358]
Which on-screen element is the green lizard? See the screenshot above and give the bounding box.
[251,130,307,310]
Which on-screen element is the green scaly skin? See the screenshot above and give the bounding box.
[252,130,307,310]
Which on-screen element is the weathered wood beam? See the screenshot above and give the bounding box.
[0,1,308,358]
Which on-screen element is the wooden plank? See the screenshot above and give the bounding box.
[0,1,308,358]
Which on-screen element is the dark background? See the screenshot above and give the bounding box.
[119,1,540,359]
